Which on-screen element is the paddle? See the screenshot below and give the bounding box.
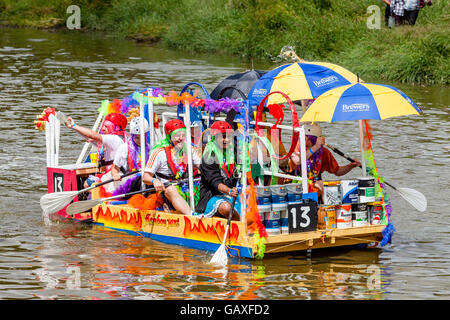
[40,170,140,215]
[210,187,240,265]
[326,143,427,212]
[65,177,200,216]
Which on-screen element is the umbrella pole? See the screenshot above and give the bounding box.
[359,120,367,177]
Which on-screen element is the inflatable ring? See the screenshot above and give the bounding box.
[254,91,299,161]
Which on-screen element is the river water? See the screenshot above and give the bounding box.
[0,27,449,300]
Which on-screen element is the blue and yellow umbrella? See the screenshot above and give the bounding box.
[300,82,422,123]
[247,62,359,107]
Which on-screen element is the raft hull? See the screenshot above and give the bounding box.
[91,204,256,259]
[76,203,386,259]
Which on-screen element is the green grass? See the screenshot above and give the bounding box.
[0,0,448,85]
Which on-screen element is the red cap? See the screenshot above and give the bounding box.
[210,121,232,135]
[104,113,128,131]
[165,119,186,135]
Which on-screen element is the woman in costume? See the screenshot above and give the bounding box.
[143,119,201,215]
[195,121,241,221]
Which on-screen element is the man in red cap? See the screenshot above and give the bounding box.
[143,119,201,215]
[65,113,128,190]
[195,121,241,220]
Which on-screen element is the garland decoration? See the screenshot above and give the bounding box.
[128,193,164,210]
[244,172,267,259]
[34,107,55,131]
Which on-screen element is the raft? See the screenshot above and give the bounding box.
[39,85,389,259]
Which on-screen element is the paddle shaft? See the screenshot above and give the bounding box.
[98,177,200,202]
[81,170,139,193]
[326,143,399,191]
[67,177,201,215]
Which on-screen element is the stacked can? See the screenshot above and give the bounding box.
[256,185,272,233]
[268,185,287,235]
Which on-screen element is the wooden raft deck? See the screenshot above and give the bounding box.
[261,225,385,255]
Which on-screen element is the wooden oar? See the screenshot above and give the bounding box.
[326,143,427,212]
[40,170,140,215]
[210,186,239,265]
[65,177,200,216]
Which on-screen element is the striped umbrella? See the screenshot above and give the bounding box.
[300,82,426,212]
[247,61,359,107]
[300,82,422,122]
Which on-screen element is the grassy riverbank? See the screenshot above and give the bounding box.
[0,0,448,85]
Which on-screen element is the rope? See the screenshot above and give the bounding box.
[265,239,309,253]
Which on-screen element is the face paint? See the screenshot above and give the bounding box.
[171,130,186,150]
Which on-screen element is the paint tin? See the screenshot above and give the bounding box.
[264,210,281,235]
[280,209,289,234]
[358,177,376,203]
[286,183,303,203]
[270,185,287,210]
[340,179,359,204]
[368,201,383,225]
[352,203,368,227]
[323,181,341,205]
[318,205,336,230]
[336,204,352,229]
[256,185,272,211]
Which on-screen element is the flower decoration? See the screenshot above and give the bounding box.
[34,107,55,131]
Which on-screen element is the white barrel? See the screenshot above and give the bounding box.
[336,204,352,229]
[323,181,341,205]
[340,179,359,204]
[352,203,368,227]
[358,177,376,203]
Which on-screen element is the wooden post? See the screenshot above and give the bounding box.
[184,102,195,212]
[140,93,146,190]
[299,125,308,193]
[359,120,367,177]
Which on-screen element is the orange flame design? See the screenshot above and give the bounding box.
[95,206,142,230]
[183,216,239,245]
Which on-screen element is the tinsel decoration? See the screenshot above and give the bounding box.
[244,172,268,259]
[362,120,393,226]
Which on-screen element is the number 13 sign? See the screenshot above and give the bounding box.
[288,200,318,233]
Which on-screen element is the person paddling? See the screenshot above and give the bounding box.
[143,119,201,215]
[289,123,361,200]
[195,121,241,221]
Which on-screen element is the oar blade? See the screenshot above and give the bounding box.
[210,244,228,265]
[40,191,78,214]
[66,199,101,216]
[397,187,427,212]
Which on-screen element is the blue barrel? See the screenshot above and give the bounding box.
[256,185,272,211]
[270,185,287,211]
[286,183,303,203]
